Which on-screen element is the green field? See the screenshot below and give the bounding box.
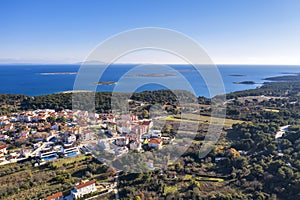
[164,114,246,128]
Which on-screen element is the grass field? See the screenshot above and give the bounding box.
[51,154,87,168]
[163,185,178,195]
[184,174,224,183]
[264,108,280,113]
[164,114,245,128]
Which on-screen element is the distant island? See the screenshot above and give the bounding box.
[233,81,257,85]
[174,69,195,72]
[229,74,246,77]
[264,74,300,82]
[280,72,299,75]
[125,73,176,77]
[93,81,117,85]
[40,72,77,75]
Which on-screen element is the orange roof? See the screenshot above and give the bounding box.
[0,145,7,150]
[46,192,63,200]
[149,138,162,144]
[76,180,96,190]
[17,136,27,141]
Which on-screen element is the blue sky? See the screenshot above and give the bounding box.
[0,0,300,64]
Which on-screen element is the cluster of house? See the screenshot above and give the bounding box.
[46,179,106,200]
[0,108,174,166]
[95,116,174,159]
[0,109,93,164]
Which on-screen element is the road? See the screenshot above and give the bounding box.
[114,172,120,200]
[275,125,290,139]
[275,125,290,156]
[0,157,27,166]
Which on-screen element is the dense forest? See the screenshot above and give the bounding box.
[0,90,197,114]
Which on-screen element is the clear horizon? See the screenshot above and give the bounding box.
[1,0,300,65]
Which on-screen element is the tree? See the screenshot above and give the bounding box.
[233,156,248,169]
[142,109,149,118]
[135,196,141,200]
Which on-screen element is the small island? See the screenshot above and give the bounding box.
[233,81,257,85]
[174,69,195,72]
[125,73,176,77]
[229,74,246,77]
[40,72,77,75]
[281,72,299,75]
[93,81,117,85]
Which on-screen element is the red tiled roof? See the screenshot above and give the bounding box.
[142,121,151,126]
[46,192,63,200]
[17,136,27,141]
[75,180,96,190]
[149,138,162,144]
[0,145,7,150]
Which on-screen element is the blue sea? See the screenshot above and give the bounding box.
[0,64,299,97]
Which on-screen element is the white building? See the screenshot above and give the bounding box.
[0,152,5,161]
[129,141,142,151]
[65,133,76,144]
[71,180,97,199]
[0,144,7,154]
[115,138,129,146]
[62,143,79,157]
[148,130,161,139]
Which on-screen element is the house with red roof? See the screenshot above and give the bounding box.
[148,138,163,149]
[0,144,7,154]
[141,120,153,130]
[46,191,63,200]
[71,180,96,199]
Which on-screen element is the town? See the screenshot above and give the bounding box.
[0,108,177,199]
[0,88,299,199]
[0,108,175,164]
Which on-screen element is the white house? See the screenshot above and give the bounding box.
[24,115,32,122]
[0,152,5,161]
[81,130,95,141]
[147,159,154,169]
[0,135,9,141]
[62,143,79,157]
[115,138,129,146]
[148,130,161,139]
[71,180,97,199]
[65,133,76,144]
[117,122,132,134]
[0,144,7,154]
[129,141,142,151]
